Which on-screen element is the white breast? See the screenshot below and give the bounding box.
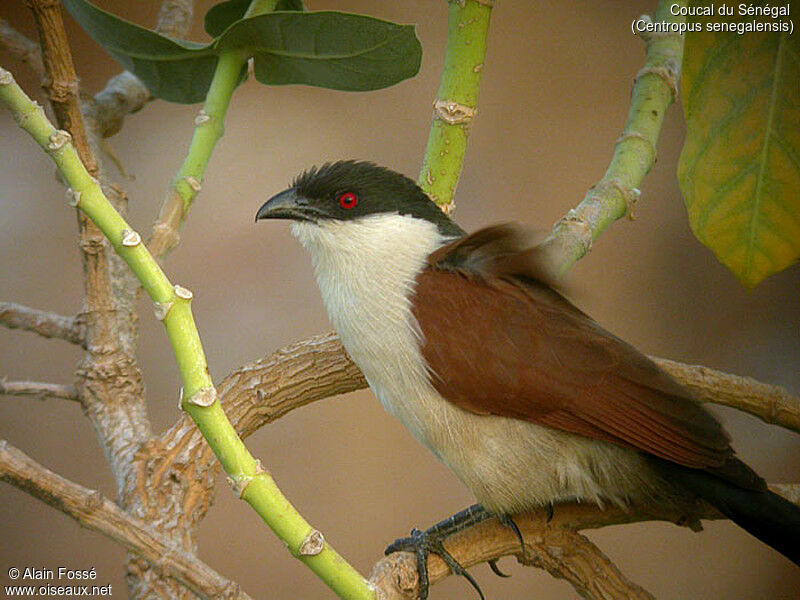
[292,214,666,513]
[291,214,449,444]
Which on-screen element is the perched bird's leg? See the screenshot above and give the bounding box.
[385,504,493,600]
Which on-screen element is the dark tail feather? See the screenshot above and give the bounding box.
[656,461,800,566]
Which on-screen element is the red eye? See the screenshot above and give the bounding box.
[338,192,358,209]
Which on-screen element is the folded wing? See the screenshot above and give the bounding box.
[413,226,745,478]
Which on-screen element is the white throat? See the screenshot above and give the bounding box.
[291,214,449,441]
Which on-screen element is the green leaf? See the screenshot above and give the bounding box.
[62,0,421,101]
[219,11,422,91]
[62,0,221,103]
[678,1,800,287]
[205,0,305,38]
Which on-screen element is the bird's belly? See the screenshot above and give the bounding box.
[372,382,666,514]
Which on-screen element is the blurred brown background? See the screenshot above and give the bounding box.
[2,1,799,598]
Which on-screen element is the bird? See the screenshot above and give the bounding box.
[256,160,800,598]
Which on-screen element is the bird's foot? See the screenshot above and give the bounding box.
[385,504,492,600]
[386,527,485,600]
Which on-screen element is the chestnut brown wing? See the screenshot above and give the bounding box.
[411,265,734,470]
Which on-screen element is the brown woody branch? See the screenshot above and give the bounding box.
[151,331,365,491]
[369,488,799,600]
[371,524,656,600]
[516,528,655,600]
[28,0,96,175]
[1,380,79,402]
[0,440,252,600]
[0,16,142,141]
[1,0,193,143]
[84,72,151,139]
[27,0,152,489]
[654,357,800,434]
[218,332,366,438]
[0,301,86,348]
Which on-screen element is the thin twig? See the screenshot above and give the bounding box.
[147,50,248,258]
[0,18,45,78]
[1,380,79,402]
[0,440,253,600]
[0,301,86,348]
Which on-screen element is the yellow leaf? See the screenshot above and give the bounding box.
[678,1,800,287]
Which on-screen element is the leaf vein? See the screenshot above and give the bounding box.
[744,32,787,279]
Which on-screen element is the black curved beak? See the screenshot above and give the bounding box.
[255,188,316,223]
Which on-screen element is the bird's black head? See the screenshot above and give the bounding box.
[256,161,465,237]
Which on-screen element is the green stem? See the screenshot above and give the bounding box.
[541,0,687,274]
[418,0,492,210]
[148,0,280,258]
[0,67,373,600]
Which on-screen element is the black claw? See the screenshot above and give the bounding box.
[458,565,486,600]
[488,559,511,578]
[546,502,554,523]
[498,514,525,556]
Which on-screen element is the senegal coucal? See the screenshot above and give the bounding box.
[256,160,800,597]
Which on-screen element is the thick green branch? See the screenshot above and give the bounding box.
[540,0,687,274]
[0,67,373,600]
[418,0,492,212]
[148,0,279,258]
